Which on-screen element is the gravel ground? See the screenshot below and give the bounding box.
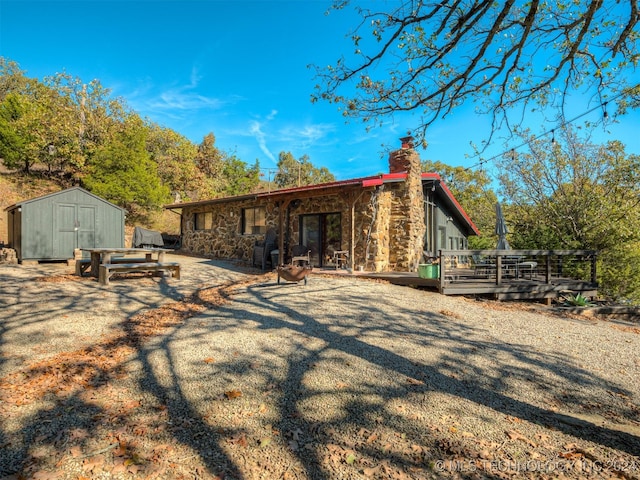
[1,254,639,479]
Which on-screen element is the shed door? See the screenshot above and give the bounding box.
[54,204,96,258]
[77,206,96,249]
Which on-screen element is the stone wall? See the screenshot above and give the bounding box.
[180,198,280,262]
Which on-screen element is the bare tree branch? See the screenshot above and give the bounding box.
[312,0,640,148]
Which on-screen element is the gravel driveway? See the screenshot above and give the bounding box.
[1,254,639,479]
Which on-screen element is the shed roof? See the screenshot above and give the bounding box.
[165,172,480,236]
[4,187,126,213]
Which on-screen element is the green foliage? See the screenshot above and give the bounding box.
[421,160,496,239]
[498,126,640,304]
[83,116,169,221]
[597,243,640,304]
[146,124,203,201]
[221,157,261,196]
[0,93,28,169]
[562,293,594,307]
[0,58,28,100]
[274,152,335,188]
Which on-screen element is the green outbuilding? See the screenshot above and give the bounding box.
[4,187,125,263]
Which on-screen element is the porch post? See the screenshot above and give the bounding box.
[277,199,291,266]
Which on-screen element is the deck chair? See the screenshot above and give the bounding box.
[252,227,277,270]
[516,261,538,279]
[471,254,496,278]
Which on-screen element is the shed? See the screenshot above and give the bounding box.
[4,187,126,262]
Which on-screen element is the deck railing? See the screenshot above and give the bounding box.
[436,249,598,289]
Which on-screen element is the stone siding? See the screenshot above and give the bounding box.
[180,198,280,261]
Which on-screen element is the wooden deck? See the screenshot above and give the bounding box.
[352,249,599,302]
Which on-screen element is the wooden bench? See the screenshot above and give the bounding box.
[76,257,151,276]
[98,262,181,286]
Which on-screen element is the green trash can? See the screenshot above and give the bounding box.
[418,263,440,279]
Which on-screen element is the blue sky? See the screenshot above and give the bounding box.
[1,0,639,182]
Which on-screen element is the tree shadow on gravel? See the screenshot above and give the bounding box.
[135,275,639,478]
[2,269,639,479]
[0,266,248,479]
[200,279,640,478]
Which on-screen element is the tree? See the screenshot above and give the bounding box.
[0,93,29,171]
[196,133,225,179]
[421,160,497,247]
[0,57,29,101]
[497,126,640,302]
[274,152,335,188]
[44,73,127,164]
[83,115,169,220]
[0,84,81,175]
[146,123,206,201]
[221,156,261,196]
[312,1,640,147]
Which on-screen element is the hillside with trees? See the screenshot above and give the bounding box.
[0,58,330,231]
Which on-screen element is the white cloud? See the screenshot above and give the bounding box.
[249,120,276,163]
[280,123,335,149]
[266,109,278,121]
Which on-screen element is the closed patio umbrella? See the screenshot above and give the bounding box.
[495,202,510,250]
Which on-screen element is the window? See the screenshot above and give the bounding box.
[194,212,212,231]
[438,227,447,251]
[242,207,266,234]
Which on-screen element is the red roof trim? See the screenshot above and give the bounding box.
[362,178,383,187]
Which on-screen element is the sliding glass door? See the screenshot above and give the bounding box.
[300,213,342,267]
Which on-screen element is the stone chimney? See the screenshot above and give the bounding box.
[386,135,426,272]
[388,135,415,173]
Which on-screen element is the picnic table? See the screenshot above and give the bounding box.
[79,248,178,285]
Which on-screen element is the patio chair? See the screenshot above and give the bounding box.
[471,254,496,278]
[516,261,538,279]
[252,227,277,270]
[277,244,312,285]
[290,244,311,267]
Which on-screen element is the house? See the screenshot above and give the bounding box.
[4,187,125,263]
[165,137,479,272]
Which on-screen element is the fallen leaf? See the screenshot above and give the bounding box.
[363,465,381,476]
[32,471,60,480]
[82,454,105,471]
[224,389,242,399]
[69,446,83,458]
[259,437,272,448]
[228,433,248,447]
[123,400,141,410]
[203,357,216,363]
[506,430,536,447]
[406,377,424,385]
